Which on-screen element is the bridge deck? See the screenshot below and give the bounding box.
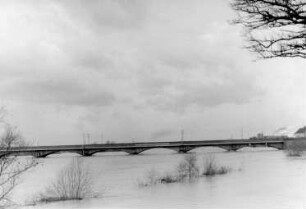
[0,138,289,158]
[18,140,282,151]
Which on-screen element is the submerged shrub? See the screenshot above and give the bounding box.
[138,154,201,187]
[37,158,93,203]
[160,173,177,184]
[176,153,200,181]
[286,149,303,157]
[138,168,162,187]
[285,139,306,157]
[202,155,231,176]
[138,153,232,187]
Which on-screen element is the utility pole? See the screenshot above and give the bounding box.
[241,128,244,139]
[87,133,90,144]
[181,129,184,141]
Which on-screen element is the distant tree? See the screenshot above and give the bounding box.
[0,108,37,207]
[231,0,306,58]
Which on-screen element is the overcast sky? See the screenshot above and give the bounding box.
[0,0,305,145]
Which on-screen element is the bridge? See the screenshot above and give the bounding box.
[0,137,296,158]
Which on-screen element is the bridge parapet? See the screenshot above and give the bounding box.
[0,138,288,158]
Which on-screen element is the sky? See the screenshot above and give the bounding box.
[0,0,305,145]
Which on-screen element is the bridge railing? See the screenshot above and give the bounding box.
[0,137,289,153]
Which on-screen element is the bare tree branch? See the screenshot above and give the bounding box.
[231,0,306,59]
[0,108,37,207]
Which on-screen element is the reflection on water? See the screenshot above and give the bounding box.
[13,148,306,209]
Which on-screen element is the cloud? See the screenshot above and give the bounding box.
[59,0,149,31]
[0,0,304,145]
[0,0,260,113]
[1,77,115,108]
[132,28,260,112]
[151,129,175,139]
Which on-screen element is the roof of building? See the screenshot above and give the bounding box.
[295,126,306,134]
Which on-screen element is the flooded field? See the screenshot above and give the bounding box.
[12,148,306,209]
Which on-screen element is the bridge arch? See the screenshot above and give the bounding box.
[218,144,248,151]
[188,146,228,153]
[266,142,284,150]
[122,148,150,155]
[31,150,59,158]
[31,150,87,158]
[140,148,178,155]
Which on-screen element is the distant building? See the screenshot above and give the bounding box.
[249,132,288,140]
[294,126,306,138]
[257,133,264,139]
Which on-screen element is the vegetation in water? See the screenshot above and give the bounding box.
[138,153,231,187]
[176,153,200,180]
[285,139,306,157]
[202,155,231,176]
[36,158,94,203]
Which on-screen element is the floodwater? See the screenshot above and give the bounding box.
[12,147,306,209]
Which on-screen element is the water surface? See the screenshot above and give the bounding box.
[13,148,306,209]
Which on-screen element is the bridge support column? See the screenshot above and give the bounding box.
[178,149,188,154]
[218,145,232,152]
[177,146,193,154]
[124,148,147,155]
[79,150,94,157]
[219,145,245,152]
[31,151,56,158]
[267,142,284,150]
[82,151,92,157]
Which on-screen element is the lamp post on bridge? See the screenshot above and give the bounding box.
[181,129,184,144]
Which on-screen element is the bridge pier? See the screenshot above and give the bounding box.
[219,145,234,151]
[267,142,284,150]
[169,146,194,154]
[179,147,192,153]
[123,148,148,155]
[218,144,247,152]
[31,151,57,158]
[80,150,94,157]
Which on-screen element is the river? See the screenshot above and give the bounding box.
[12,147,306,209]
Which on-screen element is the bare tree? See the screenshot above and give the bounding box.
[0,109,37,207]
[39,158,93,202]
[231,0,306,58]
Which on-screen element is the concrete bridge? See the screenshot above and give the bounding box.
[0,137,295,158]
